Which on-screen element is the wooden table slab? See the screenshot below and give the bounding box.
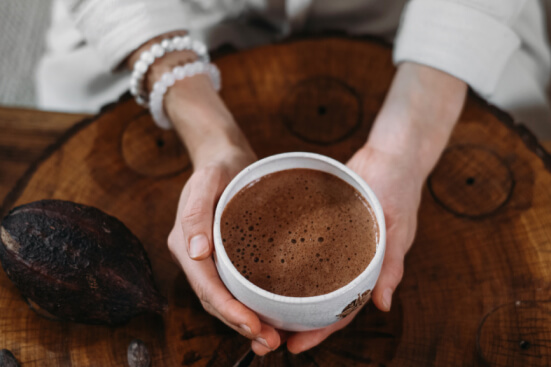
[1,37,551,367]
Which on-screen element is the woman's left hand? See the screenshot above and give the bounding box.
[280,145,423,354]
[257,62,467,356]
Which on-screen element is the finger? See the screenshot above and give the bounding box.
[250,323,282,355]
[169,223,263,337]
[372,230,405,312]
[251,340,272,356]
[286,310,359,354]
[180,167,227,260]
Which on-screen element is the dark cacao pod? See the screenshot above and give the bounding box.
[0,349,20,367]
[0,200,167,325]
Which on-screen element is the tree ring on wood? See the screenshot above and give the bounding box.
[280,76,362,145]
[427,145,514,218]
[476,300,551,366]
[121,113,191,177]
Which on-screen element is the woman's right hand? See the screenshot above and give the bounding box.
[167,144,282,353]
[140,44,282,352]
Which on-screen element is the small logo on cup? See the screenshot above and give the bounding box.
[338,289,372,319]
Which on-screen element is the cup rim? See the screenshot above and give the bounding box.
[213,152,386,305]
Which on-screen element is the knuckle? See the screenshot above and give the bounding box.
[200,299,215,316]
[182,205,204,224]
[167,240,176,255]
[167,230,182,255]
[389,263,404,283]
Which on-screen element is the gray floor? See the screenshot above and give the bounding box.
[0,0,52,108]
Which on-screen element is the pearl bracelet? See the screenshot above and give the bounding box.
[149,61,221,130]
[130,35,209,106]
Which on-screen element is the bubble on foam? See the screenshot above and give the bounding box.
[291,239,296,244]
[281,259,285,263]
[300,238,305,242]
[254,257,259,263]
[318,237,324,242]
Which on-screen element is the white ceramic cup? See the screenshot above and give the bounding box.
[213,152,386,331]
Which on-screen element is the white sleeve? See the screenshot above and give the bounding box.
[61,0,189,70]
[393,0,528,97]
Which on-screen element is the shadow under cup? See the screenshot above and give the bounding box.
[213,152,386,331]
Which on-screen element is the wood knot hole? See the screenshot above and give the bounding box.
[519,340,531,350]
[466,177,475,185]
[156,138,165,148]
[318,105,327,115]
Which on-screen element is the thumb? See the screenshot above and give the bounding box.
[181,167,228,260]
[372,242,405,312]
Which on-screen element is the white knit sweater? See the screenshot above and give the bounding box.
[36,0,551,138]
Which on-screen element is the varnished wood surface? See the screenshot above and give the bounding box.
[0,107,89,204]
[1,37,551,366]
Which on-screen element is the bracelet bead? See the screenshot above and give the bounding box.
[129,35,209,107]
[148,61,221,130]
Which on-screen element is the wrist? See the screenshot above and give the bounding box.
[366,62,467,178]
[164,76,254,168]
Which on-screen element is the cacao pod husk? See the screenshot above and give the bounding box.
[0,349,20,367]
[0,200,167,325]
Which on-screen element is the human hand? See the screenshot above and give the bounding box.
[284,62,467,354]
[281,146,422,354]
[167,144,283,352]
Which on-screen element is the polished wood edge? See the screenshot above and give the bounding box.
[1,36,550,219]
[470,92,551,171]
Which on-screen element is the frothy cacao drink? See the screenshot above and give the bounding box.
[221,168,378,297]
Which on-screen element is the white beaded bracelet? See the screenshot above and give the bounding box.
[130,35,209,106]
[149,61,221,130]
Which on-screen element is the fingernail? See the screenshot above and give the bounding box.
[189,234,209,259]
[255,337,272,350]
[239,324,251,335]
[382,288,393,311]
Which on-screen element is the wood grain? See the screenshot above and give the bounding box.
[1,37,551,366]
[0,107,89,204]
